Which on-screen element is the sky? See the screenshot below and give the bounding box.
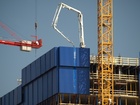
[0,0,140,97]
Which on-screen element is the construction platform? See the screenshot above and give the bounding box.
[0,47,140,105]
[90,55,140,105]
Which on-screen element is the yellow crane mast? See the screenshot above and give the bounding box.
[97,0,114,105]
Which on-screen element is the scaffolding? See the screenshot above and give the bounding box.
[90,55,139,105]
[36,56,140,105]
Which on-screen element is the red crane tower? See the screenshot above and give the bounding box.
[0,21,42,52]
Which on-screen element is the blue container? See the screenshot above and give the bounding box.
[33,80,38,105]
[38,77,43,103]
[30,61,36,81]
[14,88,18,105]
[59,67,78,93]
[1,97,4,105]
[0,97,2,105]
[46,50,51,71]
[40,54,46,74]
[17,85,22,104]
[59,47,76,67]
[26,65,31,84]
[1,46,90,105]
[78,48,90,67]
[47,70,53,98]
[24,86,29,105]
[35,58,41,77]
[50,47,58,69]
[58,47,90,67]
[52,68,58,95]
[42,73,48,100]
[28,83,33,105]
[77,68,90,94]
[9,90,14,105]
[5,93,9,105]
[22,67,26,86]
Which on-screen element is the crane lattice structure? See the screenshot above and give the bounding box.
[97,0,114,105]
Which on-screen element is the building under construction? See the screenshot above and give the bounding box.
[0,0,140,105]
[0,46,140,105]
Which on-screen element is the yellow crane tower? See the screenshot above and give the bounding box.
[97,0,114,105]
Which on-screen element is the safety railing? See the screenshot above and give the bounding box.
[90,88,138,97]
[90,55,139,66]
[90,73,138,82]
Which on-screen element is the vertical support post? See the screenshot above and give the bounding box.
[96,95,98,105]
[135,99,137,105]
[116,97,118,105]
[118,97,121,105]
[125,98,127,105]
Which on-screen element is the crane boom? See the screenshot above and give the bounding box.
[52,2,86,48]
[0,39,42,48]
[97,0,114,105]
[0,21,42,51]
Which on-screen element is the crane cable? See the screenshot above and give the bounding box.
[34,0,38,57]
[35,0,38,37]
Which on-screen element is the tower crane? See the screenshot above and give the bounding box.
[0,21,42,52]
[97,0,114,105]
[52,2,86,48]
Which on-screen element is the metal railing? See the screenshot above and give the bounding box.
[90,56,139,66]
[90,73,138,82]
[90,88,138,97]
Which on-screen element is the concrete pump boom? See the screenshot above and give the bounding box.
[52,2,86,48]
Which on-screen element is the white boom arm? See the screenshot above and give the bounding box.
[52,2,86,48]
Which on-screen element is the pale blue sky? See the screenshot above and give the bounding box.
[0,0,140,97]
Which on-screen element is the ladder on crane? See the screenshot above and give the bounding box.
[97,0,114,105]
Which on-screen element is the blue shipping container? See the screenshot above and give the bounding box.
[17,85,22,104]
[42,73,48,100]
[59,47,90,67]
[9,90,14,105]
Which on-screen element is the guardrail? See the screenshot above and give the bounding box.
[90,56,139,66]
[90,88,138,97]
[90,73,138,82]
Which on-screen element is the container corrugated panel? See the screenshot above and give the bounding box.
[77,68,89,94]
[46,50,51,71]
[59,67,77,94]
[35,57,41,77]
[42,73,48,100]
[53,68,58,95]
[40,54,46,74]
[0,97,2,105]
[21,67,26,86]
[47,70,53,98]
[59,47,75,67]
[24,86,29,105]
[38,77,43,103]
[1,97,4,105]
[17,85,22,104]
[28,83,33,105]
[5,93,9,105]
[30,61,36,81]
[50,47,58,69]
[14,88,18,105]
[26,65,31,84]
[78,48,90,67]
[9,90,14,105]
[33,80,38,105]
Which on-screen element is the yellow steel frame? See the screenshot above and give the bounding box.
[97,0,114,105]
